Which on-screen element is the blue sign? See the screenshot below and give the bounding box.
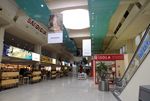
[137,33,150,60]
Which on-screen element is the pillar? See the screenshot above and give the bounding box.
[34,45,41,69]
[0,27,5,63]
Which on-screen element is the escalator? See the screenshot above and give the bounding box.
[113,24,150,101]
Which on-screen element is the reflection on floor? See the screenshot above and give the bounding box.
[0,77,117,101]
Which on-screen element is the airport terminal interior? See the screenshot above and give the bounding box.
[0,0,150,101]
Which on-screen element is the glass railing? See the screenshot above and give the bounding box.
[113,24,150,95]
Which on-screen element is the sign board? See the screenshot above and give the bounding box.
[27,18,47,35]
[48,32,63,44]
[48,14,63,44]
[94,54,124,61]
[32,52,40,61]
[82,39,91,56]
[3,45,32,60]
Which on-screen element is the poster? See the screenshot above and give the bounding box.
[3,45,32,60]
[48,14,63,44]
[82,39,91,56]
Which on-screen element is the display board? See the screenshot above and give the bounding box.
[3,44,40,61]
[3,44,32,60]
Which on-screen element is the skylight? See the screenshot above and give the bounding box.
[61,9,90,30]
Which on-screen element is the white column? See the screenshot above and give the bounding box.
[34,45,41,69]
[34,45,41,55]
[0,27,5,63]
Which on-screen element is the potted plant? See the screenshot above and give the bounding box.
[96,62,109,91]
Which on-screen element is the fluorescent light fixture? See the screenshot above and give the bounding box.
[61,9,89,30]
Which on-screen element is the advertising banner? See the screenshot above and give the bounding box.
[3,45,32,60]
[82,39,91,56]
[137,32,150,60]
[48,14,63,44]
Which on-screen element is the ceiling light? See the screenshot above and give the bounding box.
[61,9,90,30]
[92,12,95,15]
[41,4,44,7]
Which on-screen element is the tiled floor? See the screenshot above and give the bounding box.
[0,77,117,101]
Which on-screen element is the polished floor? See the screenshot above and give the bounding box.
[0,77,117,101]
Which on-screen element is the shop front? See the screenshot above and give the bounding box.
[92,54,124,85]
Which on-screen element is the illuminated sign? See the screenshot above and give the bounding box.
[82,39,91,56]
[94,54,124,61]
[32,52,40,61]
[137,33,150,60]
[4,45,32,60]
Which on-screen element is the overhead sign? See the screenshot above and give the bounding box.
[32,52,40,61]
[27,18,47,35]
[48,32,63,44]
[48,14,63,44]
[94,54,124,61]
[82,39,91,56]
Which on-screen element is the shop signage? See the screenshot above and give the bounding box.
[3,45,32,60]
[32,53,40,61]
[94,54,124,61]
[27,18,47,35]
[41,56,52,63]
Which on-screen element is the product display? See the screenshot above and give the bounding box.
[0,64,19,89]
[31,71,41,83]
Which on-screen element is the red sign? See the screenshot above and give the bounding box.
[27,18,47,35]
[94,54,124,61]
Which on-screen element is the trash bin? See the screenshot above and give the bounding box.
[99,80,109,91]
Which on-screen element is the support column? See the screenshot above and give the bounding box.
[0,27,5,63]
[34,45,41,69]
[34,45,41,55]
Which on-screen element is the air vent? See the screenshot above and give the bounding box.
[135,2,142,9]
[13,16,18,22]
[114,23,122,35]
[124,11,129,18]
[114,4,134,35]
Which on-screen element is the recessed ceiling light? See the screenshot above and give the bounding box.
[92,12,95,15]
[41,4,44,7]
[61,9,90,30]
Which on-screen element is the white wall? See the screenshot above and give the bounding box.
[0,0,18,20]
[119,53,150,101]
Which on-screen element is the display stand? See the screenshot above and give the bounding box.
[1,72,19,89]
[31,71,41,83]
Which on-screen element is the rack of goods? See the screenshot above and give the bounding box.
[31,70,41,83]
[51,69,57,79]
[0,64,19,90]
[63,66,69,76]
[60,70,64,77]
